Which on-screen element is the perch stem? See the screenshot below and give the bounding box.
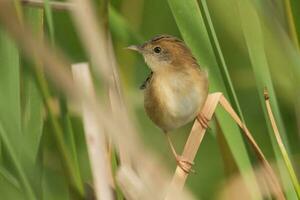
[165,93,285,200]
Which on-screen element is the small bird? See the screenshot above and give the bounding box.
[128,35,209,173]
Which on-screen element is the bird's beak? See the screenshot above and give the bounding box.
[126,45,142,53]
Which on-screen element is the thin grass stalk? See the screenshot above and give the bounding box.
[13,0,23,23]
[264,88,300,198]
[59,98,83,193]
[110,147,124,200]
[72,63,114,200]
[43,0,55,44]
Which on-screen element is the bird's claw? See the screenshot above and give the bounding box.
[197,113,210,129]
[176,156,195,174]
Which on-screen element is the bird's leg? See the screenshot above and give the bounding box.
[197,113,209,129]
[165,132,194,174]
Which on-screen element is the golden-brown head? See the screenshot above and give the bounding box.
[127,35,198,72]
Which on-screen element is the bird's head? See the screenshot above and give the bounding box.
[127,35,198,72]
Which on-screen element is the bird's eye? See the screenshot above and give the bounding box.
[153,46,161,53]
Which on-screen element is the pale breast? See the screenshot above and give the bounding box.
[144,69,208,132]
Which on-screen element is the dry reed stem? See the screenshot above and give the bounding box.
[264,88,300,197]
[107,34,132,166]
[72,63,114,200]
[117,165,196,200]
[165,93,222,200]
[116,166,158,200]
[69,0,111,81]
[218,164,279,200]
[69,0,136,167]
[166,93,285,200]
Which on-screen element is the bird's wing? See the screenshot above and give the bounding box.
[140,71,153,90]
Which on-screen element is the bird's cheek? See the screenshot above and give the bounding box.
[144,56,160,71]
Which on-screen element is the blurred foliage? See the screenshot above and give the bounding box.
[0,0,299,199]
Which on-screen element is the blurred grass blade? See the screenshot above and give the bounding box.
[43,0,83,189]
[22,7,44,166]
[43,0,55,43]
[166,0,261,199]
[21,8,44,198]
[26,1,84,196]
[264,89,300,198]
[0,166,24,200]
[32,54,84,197]
[13,0,23,22]
[111,148,124,200]
[283,0,300,49]
[59,98,83,191]
[0,123,36,199]
[289,0,300,43]
[0,27,22,162]
[0,25,36,199]
[234,0,298,198]
[109,5,143,44]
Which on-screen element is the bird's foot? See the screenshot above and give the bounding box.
[176,155,195,174]
[197,113,210,129]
